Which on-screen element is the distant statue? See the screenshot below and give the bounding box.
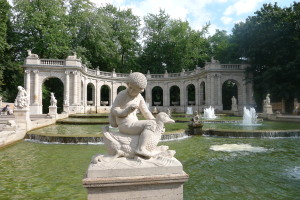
[50,92,57,107]
[153,107,158,114]
[14,86,29,109]
[294,98,299,114]
[102,72,175,159]
[193,111,200,124]
[231,96,237,105]
[264,94,271,106]
[27,50,39,58]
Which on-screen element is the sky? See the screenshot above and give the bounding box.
[89,0,295,35]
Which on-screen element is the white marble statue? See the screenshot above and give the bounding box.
[264,93,271,106]
[104,72,175,159]
[103,112,175,159]
[27,50,39,58]
[50,92,57,106]
[14,86,29,109]
[231,96,237,105]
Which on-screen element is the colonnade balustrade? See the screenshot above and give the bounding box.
[23,53,255,114]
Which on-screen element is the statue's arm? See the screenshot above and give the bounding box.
[111,92,136,118]
[139,96,155,120]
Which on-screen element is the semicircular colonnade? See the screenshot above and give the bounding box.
[23,54,255,114]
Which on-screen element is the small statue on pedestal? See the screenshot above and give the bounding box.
[50,92,57,107]
[14,86,29,109]
[187,111,203,135]
[231,96,238,111]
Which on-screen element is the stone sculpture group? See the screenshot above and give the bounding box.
[14,86,29,109]
[93,72,176,162]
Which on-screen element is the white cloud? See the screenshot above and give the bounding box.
[224,0,264,16]
[221,16,233,24]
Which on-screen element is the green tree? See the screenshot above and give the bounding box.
[140,9,170,73]
[103,4,141,73]
[12,0,71,59]
[209,30,231,63]
[141,10,210,73]
[231,2,300,111]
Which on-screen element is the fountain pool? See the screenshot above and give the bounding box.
[0,136,299,200]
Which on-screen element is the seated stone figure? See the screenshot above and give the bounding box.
[108,72,174,158]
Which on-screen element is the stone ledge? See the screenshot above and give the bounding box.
[83,173,189,188]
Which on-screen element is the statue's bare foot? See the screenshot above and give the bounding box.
[135,149,154,159]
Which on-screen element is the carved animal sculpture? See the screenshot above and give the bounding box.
[103,112,175,158]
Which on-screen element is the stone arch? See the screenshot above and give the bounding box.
[170,85,180,106]
[152,86,163,106]
[41,76,64,114]
[222,79,240,110]
[117,85,126,94]
[186,84,195,105]
[87,82,96,106]
[100,85,111,106]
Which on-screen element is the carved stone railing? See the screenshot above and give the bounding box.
[25,55,249,79]
[221,64,241,70]
[40,59,65,66]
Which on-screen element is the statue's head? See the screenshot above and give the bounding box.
[126,72,147,97]
[127,72,147,89]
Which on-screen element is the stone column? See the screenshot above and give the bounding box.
[145,85,152,107]
[242,80,247,107]
[65,71,70,105]
[164,84,170,107]
[180,83,186,113]
[33,70,39,105]
[210,74,215,106]
[217,74,222,109]
[63,71,70,113]
[25,70,31,105]
[206,75,211,106]
[96,80,100,107]
[195,81,199,107]
[72,71,78,105]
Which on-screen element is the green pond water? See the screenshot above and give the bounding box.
[0,137,299,200]
[203,121,300,131]
[27,120,300,137]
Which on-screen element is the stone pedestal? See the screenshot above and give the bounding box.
[13,109,31,131]
[188,123,203,135]
[83,156,189,200]
[48,106,57,117]
[30,104,42,114]
[231,104,238,112]
[263,105,273,114]
[63,105,69,113]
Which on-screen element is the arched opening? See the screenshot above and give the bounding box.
[152,86,163,106]
[42,77,64,114]
[100,85,110,106]
[200,82,205,105]
[187,84,195,105]
[117,86,126,94]
[87,83,95,106]
[222,80,238,110]
[170,85,180,106]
